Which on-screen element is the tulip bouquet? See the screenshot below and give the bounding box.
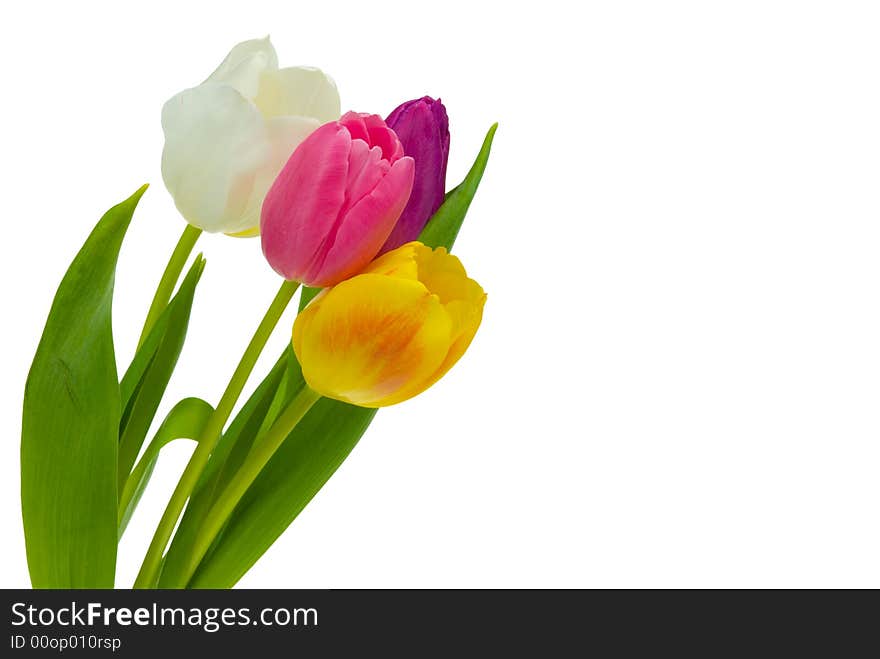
[21,37,495,589]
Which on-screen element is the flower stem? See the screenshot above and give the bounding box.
[175,386,322,587]
[137,224,203,350]
[133,279,300,589]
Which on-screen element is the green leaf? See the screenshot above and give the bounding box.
[298,286,321,312]
[118,397,213,536]
[182,125,498,587]
[189,399,376,588]
[156,350,290,587]
[252,348,307,442]
[117,255,206,491]
[119,298,171,417]
[418,122,498,249]
[21,185,147,588]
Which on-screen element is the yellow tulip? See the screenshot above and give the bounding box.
[292,242,486,407]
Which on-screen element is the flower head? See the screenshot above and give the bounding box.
[261,112,415,287]
[161,37,340,235]
[293,242,485,407]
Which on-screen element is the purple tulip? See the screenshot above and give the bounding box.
[380,96,450,253]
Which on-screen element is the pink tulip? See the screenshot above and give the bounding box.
[261,111,415,287]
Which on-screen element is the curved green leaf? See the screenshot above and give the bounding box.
[185,124,498,587]
[21,185,147,588]
[118,397,213,536]
[157,351,290,587]
[189,399,376,588]
[117,255,206,490]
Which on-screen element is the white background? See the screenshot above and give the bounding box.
[1,1,878,588]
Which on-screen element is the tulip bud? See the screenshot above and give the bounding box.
[261,112,415,287]
[161,37,341,235]
[380,97,450,253]
[292,242,486,407]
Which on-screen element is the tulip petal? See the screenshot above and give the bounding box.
[370,242,486,393]
[161,83,269,233]
[261,122,351,280]
[255,66,340,122]
[338,112,369,142]
[340,141,388,211]
[205,37,278,99]
[308,155,415,286]
[413,245,471,303]
[362,241,421,280]
[339,112,404,161]
[381,99,450,251]
[366,123,405,162]
[411,244,486,389]
[421,286,486,391]
[294,274,452,406]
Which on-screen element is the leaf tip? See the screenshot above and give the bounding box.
[193,253,207,279]
[132,183,150,202]
[483,123,498,147]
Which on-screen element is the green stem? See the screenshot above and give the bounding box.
[137,224,202,350]
[176,386,322,587]
[133,279,300,589]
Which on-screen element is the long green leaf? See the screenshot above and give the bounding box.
[119,299,171,417]
[187,124,498,587]
[21,185,147,588]
[117,256,206,490]
[118,397,213,536]
[156,350,290,587]
[191,400,375,588]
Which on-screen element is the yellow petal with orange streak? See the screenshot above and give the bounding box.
[293,273,452,407]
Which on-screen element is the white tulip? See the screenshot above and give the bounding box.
[161,37,340,235]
